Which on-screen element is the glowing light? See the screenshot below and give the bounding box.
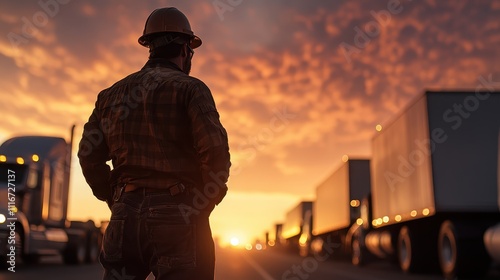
[382,216,389,223]
[395,215,402,222]
[422,208,430,216]
[245,244,252,250]
[0,155,6,162]
[375,124,383,131]
[410,210,417,217]
[0,214,5,223]
[32,154,39,162]
[356,218,363,225]
[230,237,240,247]
[255,244,263,250]
[372,218,384,226]
[268,240,275,247]
[350,200,360,207]
[342,155,349,162]
[16,157,24,164]
[373,218,384,226]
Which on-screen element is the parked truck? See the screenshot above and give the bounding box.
[0,126,101,266]
[281,201,313,256]
[352,90,500,279]
[310,158,371,263]
[266,223,284,249]
[483,129,500,265]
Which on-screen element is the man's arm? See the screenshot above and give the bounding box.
[78,105,112,203]
[188,82,231,208]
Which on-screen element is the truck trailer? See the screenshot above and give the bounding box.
[281,201,313,256]
[0,126,101,267]
[353,90,500,279]
[310,159,371,263]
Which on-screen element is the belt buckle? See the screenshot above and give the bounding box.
[169,183,185,196]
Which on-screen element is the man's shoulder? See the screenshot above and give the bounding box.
[98,70,142,94]
[186,75,210,92]
[153,69,211,93]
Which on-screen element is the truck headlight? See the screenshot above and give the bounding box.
[0,214,5,223]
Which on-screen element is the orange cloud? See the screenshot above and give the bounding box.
[0,0,499,242]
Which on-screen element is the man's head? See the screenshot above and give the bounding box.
[139,7,201,74]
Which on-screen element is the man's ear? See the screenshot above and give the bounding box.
[180,43,188,58]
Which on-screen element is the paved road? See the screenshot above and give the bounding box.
[1,247,499,279]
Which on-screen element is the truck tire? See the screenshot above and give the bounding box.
[398,224,440,274]
[398,226,418,273]
[85,230,100,263]
[15,228,38,265]
[438,220,491,280]
[67,220,101,264]
[351,235,366,266]
[63,235,86,265]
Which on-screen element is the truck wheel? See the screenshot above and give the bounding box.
[351,236,365,266]
[438,220,491,280]
[63,236,86,265]
[398,226,414,272]
[398,226,428,273]
[398,224,440,274]
[85,230,100,263]
[14,228,39,265]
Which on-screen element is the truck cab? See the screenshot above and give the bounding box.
[0,133,100,266]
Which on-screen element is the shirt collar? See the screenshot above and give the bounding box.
[142,58,182,72]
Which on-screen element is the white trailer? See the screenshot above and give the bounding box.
[281,201,313,255]
[356,90,500,279]
[310,159,371,262]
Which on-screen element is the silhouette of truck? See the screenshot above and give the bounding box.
[309,159,371,261]
[0,126,101,267]
[352,91,500,279]
[281,201,313,256]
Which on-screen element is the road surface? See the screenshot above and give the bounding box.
[1,246,499,279]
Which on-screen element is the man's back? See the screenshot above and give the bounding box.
[96,59,210,188]
[79,58,229,204]
[78,8,229,279]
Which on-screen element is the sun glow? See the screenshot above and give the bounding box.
[230,237,240,247]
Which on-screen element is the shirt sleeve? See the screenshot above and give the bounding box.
[187,81,231,206]
[77,97,112,202]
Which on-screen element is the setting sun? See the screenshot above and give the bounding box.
[230,237,240,247]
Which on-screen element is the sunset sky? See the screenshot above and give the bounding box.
[1,0,499,246]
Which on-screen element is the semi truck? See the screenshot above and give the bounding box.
[483,129,500,266]
[281,201,313,256]
[352,90,500,279]
[0,126,101,266]
[310,158,371,263]
[266,223,284,248]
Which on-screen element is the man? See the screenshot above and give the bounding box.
[78,7,230,280]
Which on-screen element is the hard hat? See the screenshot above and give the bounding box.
[138,7,202,49]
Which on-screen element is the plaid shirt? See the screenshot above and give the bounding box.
[78,58,230,204]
